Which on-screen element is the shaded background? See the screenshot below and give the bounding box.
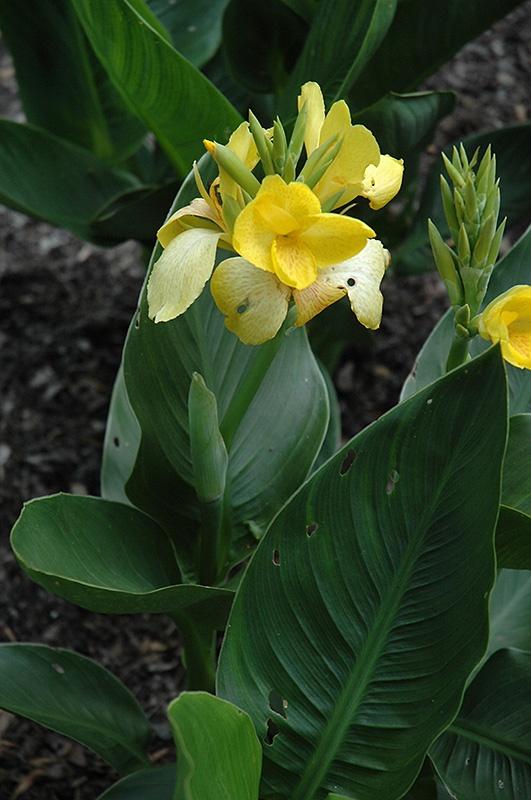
[1,3,531,796]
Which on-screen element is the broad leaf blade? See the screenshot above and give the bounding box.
[0,644,150,774]
[280,0,397,111]
[72,0,241,175]
[488,569,531,656]
[147,1,229,67]
[218,348,507,800]
[0,120,139,238]
[0,0,145,160]
[11,494,232,626]
[169,692,262,799]
[496,506,531,570]
[351,0,524,109]
[430,648,531,800]
[99,765,175,799]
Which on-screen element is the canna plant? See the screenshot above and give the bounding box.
[2,70,531,797]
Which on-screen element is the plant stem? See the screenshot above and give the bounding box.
[446,335,470,372]
[198,499,224,587]
[173,613,216,693]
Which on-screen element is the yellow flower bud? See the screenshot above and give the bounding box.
[478,285,531,369]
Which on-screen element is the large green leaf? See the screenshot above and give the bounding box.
[218,347,507,800]
[118,159,328,576]
[99,766,175,799]
[72,0,241,175]
[147,0,229,67]
[0,0,145,161]
[0,644,150,774]
[169,692,262,799]
[0,120,139,238]
[401,224,531,414]
[395,125,531,275]
[430,648,531,800]
[11,494,232,625]
[488,569,531,656]
[496,506,531,570]
[496,414,531,568]
[280,0,398,113]
[351,0,524,109]
[89,181,179,246]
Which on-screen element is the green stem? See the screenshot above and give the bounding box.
[446,335,470,372]
[198,499,224,586]
[173,613,216,693]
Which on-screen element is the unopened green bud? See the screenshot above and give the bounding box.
[287,101,308,169]
[455,323,470,339]
[476,144,492,185]
[454,304,471,327]
[204,140,260,197]
[272,118,288,174]
[428,219,463,306]
[453,187,466,224]
[442,152,465,188]
[248,110,274,175]
[298,134,341,188]
[457,223,471,264]
[440,176,459,237]
[472,212,496,268]
[221,195,241,234]
[486,218,506,265]
[188,373,228,504]
[463,176,479,226]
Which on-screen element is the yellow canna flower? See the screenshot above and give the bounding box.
[298,82,404,210]
[148,80,404,343]
[232,175,374,290]
[478,285,531,369]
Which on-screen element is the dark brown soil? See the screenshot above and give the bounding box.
[1,5,531,797]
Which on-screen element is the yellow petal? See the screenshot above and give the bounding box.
[298,81,325,156]
[157,198,220,248]
[294,239,390,328]
[211,257,291,345]
[479,285,531,369]
[361,154,404,210]
[271,236,317,289]
[233,176,320,272]
[315,124,380,207]
[320,99,352,143]
[220,121,259,200]
[147,228,221,323]
[300,213,375,267]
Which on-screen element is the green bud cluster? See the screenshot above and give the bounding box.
[429,144,506,322]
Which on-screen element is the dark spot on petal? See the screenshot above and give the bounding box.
[237,303,248,314]
[347,278,356,287]
[340,449,357,476]
[306,522,318,538]
[272,549,281,566]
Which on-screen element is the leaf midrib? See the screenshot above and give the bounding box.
[291,523,427,800]
[448,719,531,766]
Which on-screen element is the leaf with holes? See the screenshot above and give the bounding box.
[11,494,232,626]
[0,644,150,774]
[218,347,507,800]
[169,692,262,799]
[430,648,531,800]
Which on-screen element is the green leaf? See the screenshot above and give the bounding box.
[489,569,531,656]
[0,0,145,161]
[89,181,179,246]
[11,494,232,625]
[101,365,141,505]
[120,158,328,576]
[148,0,229,68]
[99,766,175,799]
[496,506,531,570]
[495,413,531,568]
[279,0,316,23]
[401,225,531,414]
[169,692,262,799]
[0,119,139,238]
[280,0,398,112]
[218,348,507,800]
[222,0,307,96]
[71,0,241,175]
[0,644,150,774]
[396,125,531,275]
[351,0,524,109]
[313,362,341,470]
[430,648,531,800]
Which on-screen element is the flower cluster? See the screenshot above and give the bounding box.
[147,82,404,344]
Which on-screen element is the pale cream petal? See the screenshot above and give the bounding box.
[211,257,291,345]
[158,198,220,247]
[300,213,375,267]
[361,154,404,210]
[271,237,317,290]
[298,81,325,156]
[294,239,390,329]
[147,229,221,323]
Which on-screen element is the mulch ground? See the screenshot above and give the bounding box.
[1,5,531,797]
